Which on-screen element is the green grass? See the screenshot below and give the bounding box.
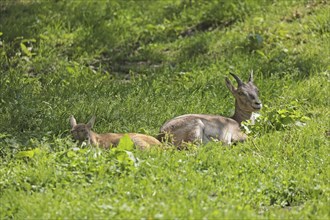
[0,0,329,219]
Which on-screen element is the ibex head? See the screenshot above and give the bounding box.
[69,115,96,142]
[225,71,262,113]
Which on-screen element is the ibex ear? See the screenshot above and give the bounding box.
[248,70,254,82]
[87,116,96,129]
[225,77,236,93]
[70,115,77,128]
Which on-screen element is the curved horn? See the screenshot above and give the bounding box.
[229,72,243,86]
[249,70,254,82]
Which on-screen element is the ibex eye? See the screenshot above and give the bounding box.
[249,94,256,99]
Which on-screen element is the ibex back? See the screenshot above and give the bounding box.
[158,71,262,146]
[70,116,161,150]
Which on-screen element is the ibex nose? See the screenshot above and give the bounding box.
[253,100,262,110]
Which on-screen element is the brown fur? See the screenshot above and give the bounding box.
[158,72,262,146]
[70,116,160,150]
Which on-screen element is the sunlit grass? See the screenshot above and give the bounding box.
[0,0,329,219]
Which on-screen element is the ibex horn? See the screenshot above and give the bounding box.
[249,70,254,82]
[229,72,243,86]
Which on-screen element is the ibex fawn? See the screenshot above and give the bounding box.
[70,115,161,150]
[158,71,262,146]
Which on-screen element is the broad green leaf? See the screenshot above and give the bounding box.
[0,133,11,139]
[117,134,134,151]
[256,50,268,60]
[116,151,129,163]
[16,150,35,158]
[66,66,76,74]
[277,109,289,115]
[21,38,36,43]
[67,151,76,158]
[301,116,311,121]
[125,151,138,165]
[39,34,49,40]
[20,43,32,57]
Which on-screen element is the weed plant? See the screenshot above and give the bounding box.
[0,0,329,219]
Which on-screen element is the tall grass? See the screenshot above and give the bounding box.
[0,0,329,219]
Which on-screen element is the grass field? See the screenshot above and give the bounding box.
[0,0,329,219]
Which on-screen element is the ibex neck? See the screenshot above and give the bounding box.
[88,131,99,145]
[231,101,253,125]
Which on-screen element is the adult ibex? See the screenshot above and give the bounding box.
[158,71,262,146]
[70,116,161,150]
